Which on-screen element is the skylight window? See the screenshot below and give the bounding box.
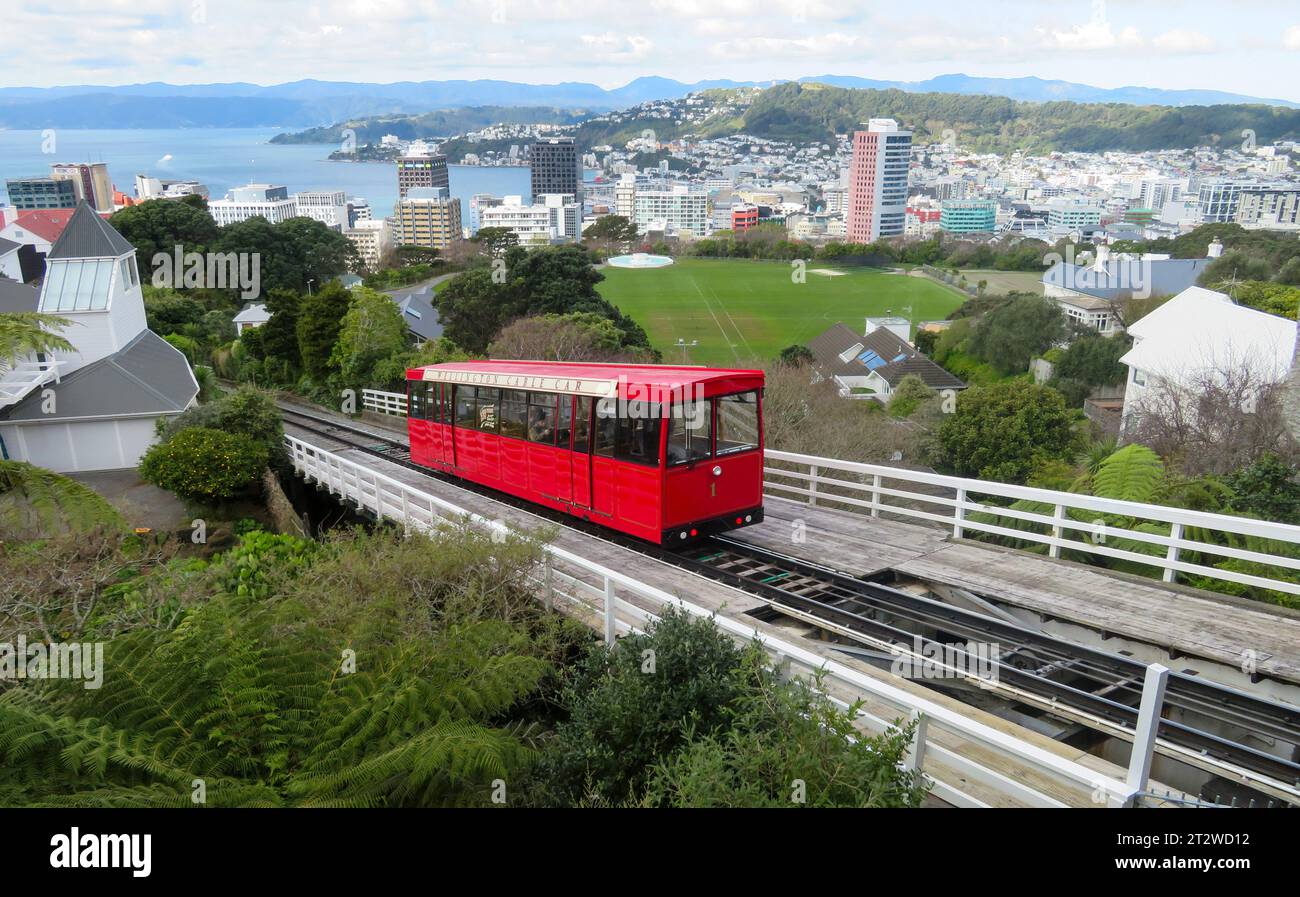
[40,259,115,312]
[856,349,887,370]
[837,342,864,363]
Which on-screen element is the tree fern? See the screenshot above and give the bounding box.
[0,461,125,537]
[1091,444,1164,503]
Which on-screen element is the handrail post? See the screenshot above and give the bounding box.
[1125,663,1170,805]
[808,463,819,507]
[1049,503,1065,559]
[1163,523,1182,584]
[904,709,928,774]
[543,557,554,611]
[603,578,617,646]
[871,473,882,518]
[953,488,966,539]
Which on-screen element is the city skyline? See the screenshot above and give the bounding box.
[5,0,1300,103]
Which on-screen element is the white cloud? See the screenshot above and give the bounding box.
[711,32,865,59]
[580,32,654,60]
[1284,25,1300,50]
[1151,29,1214,54]
[1042,0,1143,52]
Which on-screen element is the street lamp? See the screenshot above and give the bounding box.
[675,339,698,364]
[307,279,315,296]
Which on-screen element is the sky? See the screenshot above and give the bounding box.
[7,0,1300,101]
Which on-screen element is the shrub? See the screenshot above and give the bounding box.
[159,386,285,465]
[139,427,268,504]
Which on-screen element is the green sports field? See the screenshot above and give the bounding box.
[596,259,965,367]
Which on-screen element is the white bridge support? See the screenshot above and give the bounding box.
[286,433,1153,808]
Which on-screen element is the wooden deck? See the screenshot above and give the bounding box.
[731,497,1300,688]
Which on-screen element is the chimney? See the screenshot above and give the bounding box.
[1207,237,1224,258]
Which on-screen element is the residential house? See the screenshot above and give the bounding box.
[807,323,965,401]
[232,303,272,336]
[0,203,198,472]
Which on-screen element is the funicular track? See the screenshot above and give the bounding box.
[277,403,1300,804]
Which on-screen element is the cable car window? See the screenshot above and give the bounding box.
[440,382,452,421]
[595,397,617,457]
[667,398,712,464]
[476,387,499,432]
[616,402,662,466]
[499,389,527,439]
[573,397,593,454]
[527,392,557,445]
[408,381,429,420]
[556,396,574,450]
[715,392,760,455]
[455,386,476,428]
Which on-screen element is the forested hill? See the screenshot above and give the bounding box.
[268,106,590,144]
[710,82,1300,152]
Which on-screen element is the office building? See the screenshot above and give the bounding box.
[531,138,582,208]
[1235,188,1300,231]
[51,163,113,212]
[135,175,209,202]
[479,195,569,245]
[208,184,299,226]
[468,193,504,235]
[939,199,997,233]
[294,191,349,230]
[344,219,394,271]
[1197,179,1264,223]
[393,187,461,250]
[632,184,709,236]
[847,119,912,242]
[5,176,79,211]
[397,153,450,199]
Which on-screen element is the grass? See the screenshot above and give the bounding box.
[956,269,1045,296]
[596,259,966,367]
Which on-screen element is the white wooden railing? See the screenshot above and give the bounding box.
[0,357,62,410]
[765,450,1300,597]
[286,432,1144,808]
[355,387,1300,596]
[362,388,407,417]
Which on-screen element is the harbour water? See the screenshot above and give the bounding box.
[0,128,532,219]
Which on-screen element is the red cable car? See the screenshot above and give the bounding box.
[405,360,765,545]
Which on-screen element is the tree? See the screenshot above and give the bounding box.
[1047,332,1132,405]
[296,281,353,382]
[331,288,410,389]
[488,312,654,362]
[138,427,269,504]
[582,214,639,246]
[395,244,440,267]
[886,374,934,418]
[259,288,303,377]
[1224,454,1300,525]
[473,226,519,256]
[213,217,357,295]
[776,344,814,367]
[110,199,221,267]
[534,609,748,806]
[937,380,1080,482]
[967,294,1070,375]
[0,312,74,365]
[1198,250,1275,291]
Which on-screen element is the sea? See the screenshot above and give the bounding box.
[0,128,541,220]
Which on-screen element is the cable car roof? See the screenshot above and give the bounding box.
[408,360,763,400]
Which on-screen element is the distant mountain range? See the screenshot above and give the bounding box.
[0,74,1294,130]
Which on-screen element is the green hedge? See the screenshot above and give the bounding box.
[139,427,268,504]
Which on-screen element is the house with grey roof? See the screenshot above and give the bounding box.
[387,284,444,344]
[0,236,22,282]
[806,323,965,401]
[0,202,198,472]
[1042,240,1219,334]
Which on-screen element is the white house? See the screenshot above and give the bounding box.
[232,303,271,335]
[1119,286,1297,433]
[0,202,198,472]
[0,237,23,281]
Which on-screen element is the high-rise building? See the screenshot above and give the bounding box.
[1197,179,1264,223]
[393,187,462,250]
[468,193,504,235]
[397,153,450,199]
[294,191,349,230]
[208,184,299,226]
[344,219,394,272]
[5,176,78,211]
[479,195,568,245]
[632,184,709,236]
[1235,188,1300,231]
[939,199,997,233]
[50,163,113,212]
[531,138,582,208]
[847,119,912,242]
[615,174,637,220]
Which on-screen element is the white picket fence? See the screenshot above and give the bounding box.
[765,451,1300,597]
[286,432,1154,808]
